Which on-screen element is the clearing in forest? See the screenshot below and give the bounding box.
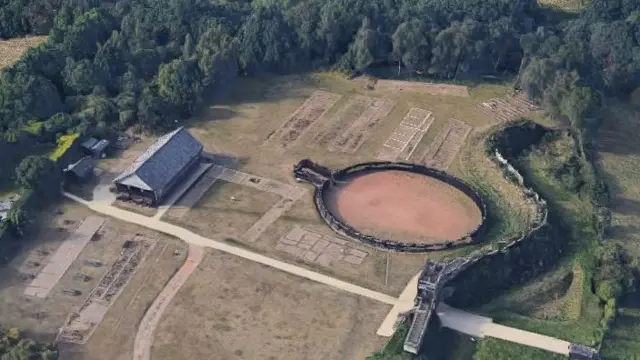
[0,36,47,70]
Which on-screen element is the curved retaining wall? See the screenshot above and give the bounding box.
[444,126,555,308]
[313,161,488,253]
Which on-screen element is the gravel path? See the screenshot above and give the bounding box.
[133,244,204,360]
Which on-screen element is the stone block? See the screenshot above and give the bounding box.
[346,248,368,258]
[300,233,320,245]
[343,255,364,265]
[311,239,329,253]
[275,243,305,257]
[279,237,299,246]
[285,226,305,241]
[303,251,319,262]
[316,254,333,267]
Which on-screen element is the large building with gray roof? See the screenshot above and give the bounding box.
[113,127,203,206]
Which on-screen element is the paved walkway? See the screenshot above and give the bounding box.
[133,244,204,360]
[437,303,571,356]
[154,163,212,219]
[63,192,398,306]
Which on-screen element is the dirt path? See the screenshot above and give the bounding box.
[133,244,204,360]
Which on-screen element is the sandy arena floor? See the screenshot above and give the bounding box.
[325,170,482,243]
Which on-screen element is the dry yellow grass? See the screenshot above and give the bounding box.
[0,36,47,70]
[537,0,584,12]
[151,249,389,360]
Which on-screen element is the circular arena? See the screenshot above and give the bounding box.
[314,162,487,252]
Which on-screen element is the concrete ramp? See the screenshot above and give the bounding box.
[24,216,105,298]
[437,303,571,356]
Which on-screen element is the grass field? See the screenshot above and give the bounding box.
[472,338,566,360]
[151,249,389,360]
[0,36,46,71]
[176,73,536,296]
[483,263,584,321]
[0,201,186,360]
[596,102,640,359]
[1,71,569,360]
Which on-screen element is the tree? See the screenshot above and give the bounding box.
[196,25,235,85]
[44,112,74,137]
[340,18,385,72]
[63,58,108,95]
[156,58,203,116]
[15,156,60,196]
[392,19,430,73]
[597,280,623,301]
[2,206,29,237]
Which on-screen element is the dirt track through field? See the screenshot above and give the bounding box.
[325,170,482,243]
[133,244,204,360]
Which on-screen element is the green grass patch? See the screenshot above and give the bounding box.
[596,102,640,359]
[482,263,584,322]
[472,338,566,360]
[48,133,79,161]
[600,295,640,360]
[367,324,414,360]
[470,121,607,355]
[21,121,44,136]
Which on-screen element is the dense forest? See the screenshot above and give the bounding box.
[0,0,638,140]
[0,326,57,359]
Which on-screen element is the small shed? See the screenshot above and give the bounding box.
[64,156,95,182]
[81,138,110,158]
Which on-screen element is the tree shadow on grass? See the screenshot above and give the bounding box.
[201,72,325,107]
[596,101,640,156]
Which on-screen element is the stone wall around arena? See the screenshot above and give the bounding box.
[313,161,489,253]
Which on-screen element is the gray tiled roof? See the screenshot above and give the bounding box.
[113,127,202,197]
[81,138,98,149]
[65,156,95,178]
[92,139,109,153]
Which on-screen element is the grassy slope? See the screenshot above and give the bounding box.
[596,102,640,359]
[486,124,602,345]
[473,338,566,360]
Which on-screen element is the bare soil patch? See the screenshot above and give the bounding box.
[374,79,470,97]
[332,98,396,154]
[309,95,375,148]
[0,201,185,357]
[476,94,538,125]
[151,250,389,360]
[266,90,340,149]
[325,170,482,243]
[422,119,472,170]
